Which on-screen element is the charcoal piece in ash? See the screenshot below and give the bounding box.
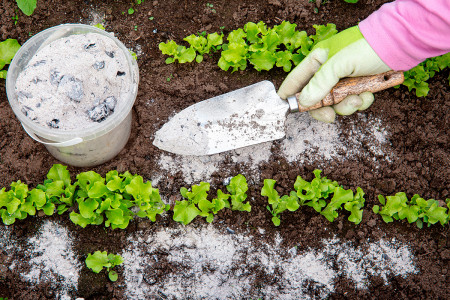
[84,43,96,50]
[88,96,117,122]
[93,61,105,70]
[117,71,126,76]
[104,96,116,111]
[105,51,115,58]
[58,75,84,102]
[17,91,32,100]
[50,70,62,86]
[47,119,60,128]
[32,60,46,67]
[21,105,33,116]
[32,76,43,84]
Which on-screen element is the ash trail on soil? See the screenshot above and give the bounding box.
[0,0,448,299]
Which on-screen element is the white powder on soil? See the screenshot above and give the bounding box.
[15,32,131,130]
[158,141,272,184]
[17,220,81,300]
[281,112,342,162]
[0,225,14,250]
[157,112,393,183]
[281,112,395,165]
[122,225,418,299]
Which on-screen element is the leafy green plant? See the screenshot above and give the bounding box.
[16,0,37,16]
[159,40,196,64]
[35,164,76,215]
[129,50,138,60]
[127,0,144,15]
[85,251,124,282]
[226,174,251,212]
[206,3,216,13]
[93,23,105,30]
[198,189,231,223]
[173,174,251,225]
[263,170,365,226]
[173,181,210,225]
[262,179,299,226]
[159,20,448,96]
[159,31,223,64]
[159,21,337,73]
[373,192,449,228]
[183,32,223,63]
[0,39,21,79]
[343,0,359,3]
[0,164,73,225]
[399,53,450,97]
[1,164,169,227]
[12,14,19,26]
[69,170,169,229]
[0,181,39,225]
[219,21,337,72]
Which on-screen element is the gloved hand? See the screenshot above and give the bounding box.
[277,26,391,123]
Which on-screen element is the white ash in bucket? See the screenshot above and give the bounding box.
[15,32,131,130]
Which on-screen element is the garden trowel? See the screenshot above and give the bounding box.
[153,71,403,156]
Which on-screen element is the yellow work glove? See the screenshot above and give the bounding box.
[277,26,391,123]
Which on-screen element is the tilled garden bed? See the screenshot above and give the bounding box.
[0,0,448,299]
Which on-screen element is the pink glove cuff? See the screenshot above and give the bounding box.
[359,0,450,71]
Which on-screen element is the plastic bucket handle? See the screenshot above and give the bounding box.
[22,124,83,147]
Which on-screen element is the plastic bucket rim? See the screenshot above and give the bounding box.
[5,23,139,142]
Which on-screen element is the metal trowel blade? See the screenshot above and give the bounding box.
[153,80,290,155]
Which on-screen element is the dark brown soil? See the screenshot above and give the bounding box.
[0,0,449,299]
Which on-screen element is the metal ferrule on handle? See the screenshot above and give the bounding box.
[287,95,299,112]
[291,71,405,113]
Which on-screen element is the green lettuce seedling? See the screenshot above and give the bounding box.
[184,32,223,63]
[294,170,337,211]
[399,52,450,97]
[159,40,196,64]
[173,174,251,225]
[262,179,299,226]
[226,174,251,212]
[320,187,355,222]
[374,192,449,228]
[36,164,75,215]
[198,189,230,223]
[0,164,75,225]
[173,182,209,225]
[70,170,169,229]
[85,251,124,282]
[344,187,365,225]
[0,39,21,79]
[160,21,337,73]
[16,0,37,16]
[263,170,365,226]
[0,181,34,225]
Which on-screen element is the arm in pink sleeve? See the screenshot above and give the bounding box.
[358,0,450,71]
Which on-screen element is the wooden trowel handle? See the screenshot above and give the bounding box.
[296,71,404,112]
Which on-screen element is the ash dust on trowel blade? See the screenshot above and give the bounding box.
[153,81,290,155]
[155,112,394,185]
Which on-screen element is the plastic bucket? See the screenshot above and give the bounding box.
[6,24,139,167]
